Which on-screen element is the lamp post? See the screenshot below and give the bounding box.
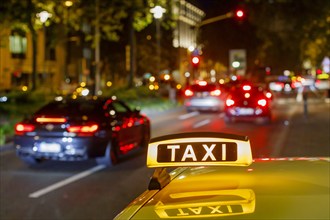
[64,1,73,84]
[150,5,166,76]
[37,11,51,87]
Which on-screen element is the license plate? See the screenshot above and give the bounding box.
[39,142,61,153]
[238,108,254,115]
[157,142,237,163]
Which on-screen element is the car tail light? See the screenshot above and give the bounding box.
[185,89,194,97]
[36,117,67,123]
[67,124,99,136]
[226,98,235,107]
[266,92,272,99]
[242,85,251,91]
[258,99,267,107]
[210,89,221,96]
[15,123,35,135]
[198,80,207,86]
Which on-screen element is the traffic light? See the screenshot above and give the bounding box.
[191,56,200,67]
[235,9,244,19]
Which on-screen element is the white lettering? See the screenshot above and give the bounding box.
[167,145,180,161]
[182,145,197,161]
[222,144,226,161]
[208,206,223,214]
[202,144,216,161]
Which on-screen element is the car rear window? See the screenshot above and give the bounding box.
[189,84,217,91]
[35,100,104,116]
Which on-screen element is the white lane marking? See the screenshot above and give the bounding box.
[29,165,106,198]
[193,119,210,128]
[178,111,199,120]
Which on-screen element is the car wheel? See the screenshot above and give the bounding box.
[96,141,118,167]
[19,155,42,165]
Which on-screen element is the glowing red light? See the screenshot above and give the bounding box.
[258,99,267,107]
[36,117,67,123]
[15,123,35,133]
[185,89,194,96]
[242,85,251,91]
[236,10,244,18]
[192,56,200,65]
[226,99,235,107]
[67,124,98,133]
[210,89,221,96]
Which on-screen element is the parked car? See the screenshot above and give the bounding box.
[14,96,150,166]
[115,132,330,220]
[224,84,272,124]
[183,81,225,112]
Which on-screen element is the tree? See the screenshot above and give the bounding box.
[247,0,330,73]
[1,0,176,90]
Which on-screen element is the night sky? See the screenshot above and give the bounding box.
[189,0,258,68]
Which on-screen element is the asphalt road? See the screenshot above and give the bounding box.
[1,94,329,220]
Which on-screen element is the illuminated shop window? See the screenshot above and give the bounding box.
[9,30,27,59]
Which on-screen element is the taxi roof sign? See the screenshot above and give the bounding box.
[147,132,252,168]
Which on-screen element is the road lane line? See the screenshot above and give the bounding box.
[193,119,210,128]
[178,111,199,120]
[29,165,106,198]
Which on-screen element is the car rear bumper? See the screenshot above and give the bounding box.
[15,136,107,161]
[184,98,223,111]
[225,106,271,118]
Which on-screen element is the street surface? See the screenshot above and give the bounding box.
[1,93,329,220]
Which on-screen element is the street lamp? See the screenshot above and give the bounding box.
[37,11,51,24]
[37,11,51,81]
[150,5,166,75]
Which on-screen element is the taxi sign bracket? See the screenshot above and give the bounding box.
[148,168,171,190]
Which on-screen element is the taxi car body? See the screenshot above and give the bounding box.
[224,84,272,124]
[14,96,150,166]
[183,81,225,112]
[115,132,329,219]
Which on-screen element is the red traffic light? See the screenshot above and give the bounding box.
[235,9,244,18]
[192,56,200,65]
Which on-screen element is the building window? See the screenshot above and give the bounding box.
[9,29,27,59]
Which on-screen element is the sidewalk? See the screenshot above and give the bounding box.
[280,97,330,157]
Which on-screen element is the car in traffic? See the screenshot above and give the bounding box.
[183,81,225,112]
[115,132,330,219]
[224,84,272,124]
[14,96,150,166]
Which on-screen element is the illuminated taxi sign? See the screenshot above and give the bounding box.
[157,142,237,163]
[147,132,252,167]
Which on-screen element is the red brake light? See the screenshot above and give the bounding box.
[185,89,194,97]
[15,123,35,134]
[198,81,207,86]
[210,89,221,96]
[266,92,272,99]
[226,99,235,107]
[36,117,67,123]
[242,85,251,91]
[258,99,267,107]
[67,124,99,134]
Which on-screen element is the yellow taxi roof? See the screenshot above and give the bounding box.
[123,158,329,219]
